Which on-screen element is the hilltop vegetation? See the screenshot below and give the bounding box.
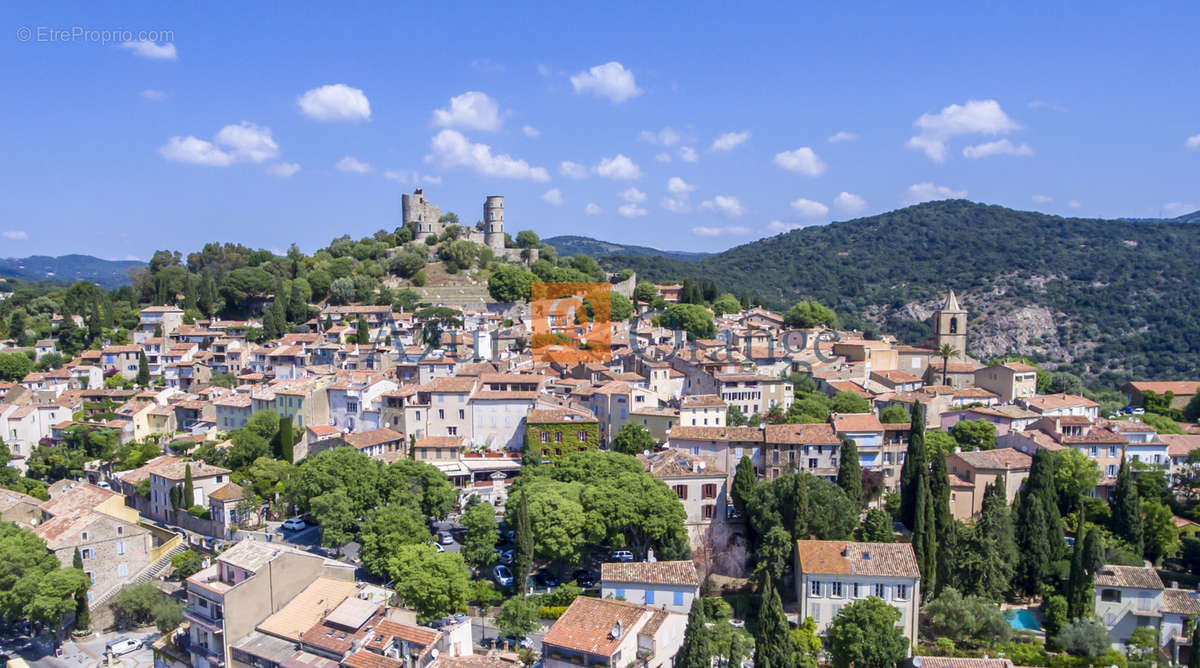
[543,235,712,263]
[598,200,1200,384]
[0,254,144,289]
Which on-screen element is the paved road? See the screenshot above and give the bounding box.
[13,628,159,668]
[468,615,547,653]
[431,518,463,554]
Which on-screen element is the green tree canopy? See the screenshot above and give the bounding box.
[828,597,908,668]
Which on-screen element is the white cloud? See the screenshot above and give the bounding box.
[432,91,503,132]
[268,163,301,178]
[1163,202,1197,217]
[595,154,642,180]
[424,175,443,185]
[638,127,681,146]
[336,156,372,173]
[297,84,371,122]
[560,161,590,179]
[3,230,28,240]
[1187,135,1200,150]
[1032,194,1053,204]
[541,188,564,206]
[523,125,541,138]
[426,129,550,182]
[569,61,642,103]
[654,152,672,163]
[773,147,826,177]
[618,204,648,218]
[384,170,417,183]
[691,225,751,237]
[833,192,867,215]
[679,146,699,163]
[140,89,166,101]
[905,182,967,205]
[827,131,858,143]
[789,198,829,219]
[213,121,279,163]
[585,203,603,215]
[661,197,690,213]
[906,99,1021,162]
[710,131,750,152]
[767,220,809,233]
[619,187,647,203]
[1028,99,1067,112]
[159,136,235,167]
[962,139,1034,159]
[700,195,745,218]
[667,177,695,195]
[119,40,176,60]
[1068,200,1082,208]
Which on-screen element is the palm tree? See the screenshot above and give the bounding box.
[935,343,960,386]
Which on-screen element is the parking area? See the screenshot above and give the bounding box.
[6,628,160,668]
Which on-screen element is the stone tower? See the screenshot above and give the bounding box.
[932,290,967,358]
[483,195,505,250]
[402,188,443,242]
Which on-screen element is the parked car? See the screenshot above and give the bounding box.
[610,549,635,562]
[573,569,597,588]
[107,638,141,656]
[281,518,307,531]
[492,564,514,587]
[534,569,558,587]
[499,549,514,565]
[438,531,454,545]
[503,634,534,649]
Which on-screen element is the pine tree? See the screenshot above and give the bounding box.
[929,451,954,596]
[837,438,863,508]
[899,402,927,530]
[72,548,90,632]
[753,574,793,668]
[513,491,533,596]
[1111,453,1145,557]
[278,415,294,463]
[675,599,712,668]
[183,464,194,509]
[136,351,150,387]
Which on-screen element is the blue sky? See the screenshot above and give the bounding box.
[2,1,1199,259]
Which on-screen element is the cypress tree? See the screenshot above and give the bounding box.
[356,317,370,345]
[1014,449,1062,595]
[974,479,1015,600]
[1190,619,1200,668]
[731,455,757,522]
[183,464,194,508]
[136,350,150,387]
[513,491,533,595]
[1067,508,1090,619]
[278,415,294,463]
[837,438,863,508]
[900,402,927,530]
[929,451,954,596]
[675,599,712,668]
[753,574,793,668]
[911,473,936,595]
[72,548,90,632]
[1111,453,1144,557]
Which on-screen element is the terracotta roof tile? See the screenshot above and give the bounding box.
[795,540,919,578]
[1094,565,1163,590]
[600,561,699,587]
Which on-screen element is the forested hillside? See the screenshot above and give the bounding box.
[599,200,1200,384]
[543,235,711,262]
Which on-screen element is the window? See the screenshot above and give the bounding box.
[555,432,563,442]
[117,526,123,535]
[438,409,445,420]
[674,591,684,606]
[578,431,588,442]
[895,584,909,600]
[541,431,548,443]
[615,588,626,600]
[1100,589,1122,603]
[81,531,88,541]
[851,583,860,598]
[674,485,688,500]
[459,409,465,419]
[875,583,886,598]
[80,548,94,560]
[810,580,822,597]
[117,541,126,555]
[117,563,128,577]
[702,504,715,520]
[447,426,457,436]
[808,458,818,469]
[832,582,843,598]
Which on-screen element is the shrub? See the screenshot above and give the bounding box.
[186,505,211,520]
[170,550,204,579]
[538,605,568,620]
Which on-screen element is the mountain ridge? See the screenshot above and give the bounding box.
[543,235,712,263]
[0,254,144,289]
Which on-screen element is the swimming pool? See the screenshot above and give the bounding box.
[1006,608,1042,631]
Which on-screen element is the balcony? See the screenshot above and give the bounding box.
[187,564,233,595]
